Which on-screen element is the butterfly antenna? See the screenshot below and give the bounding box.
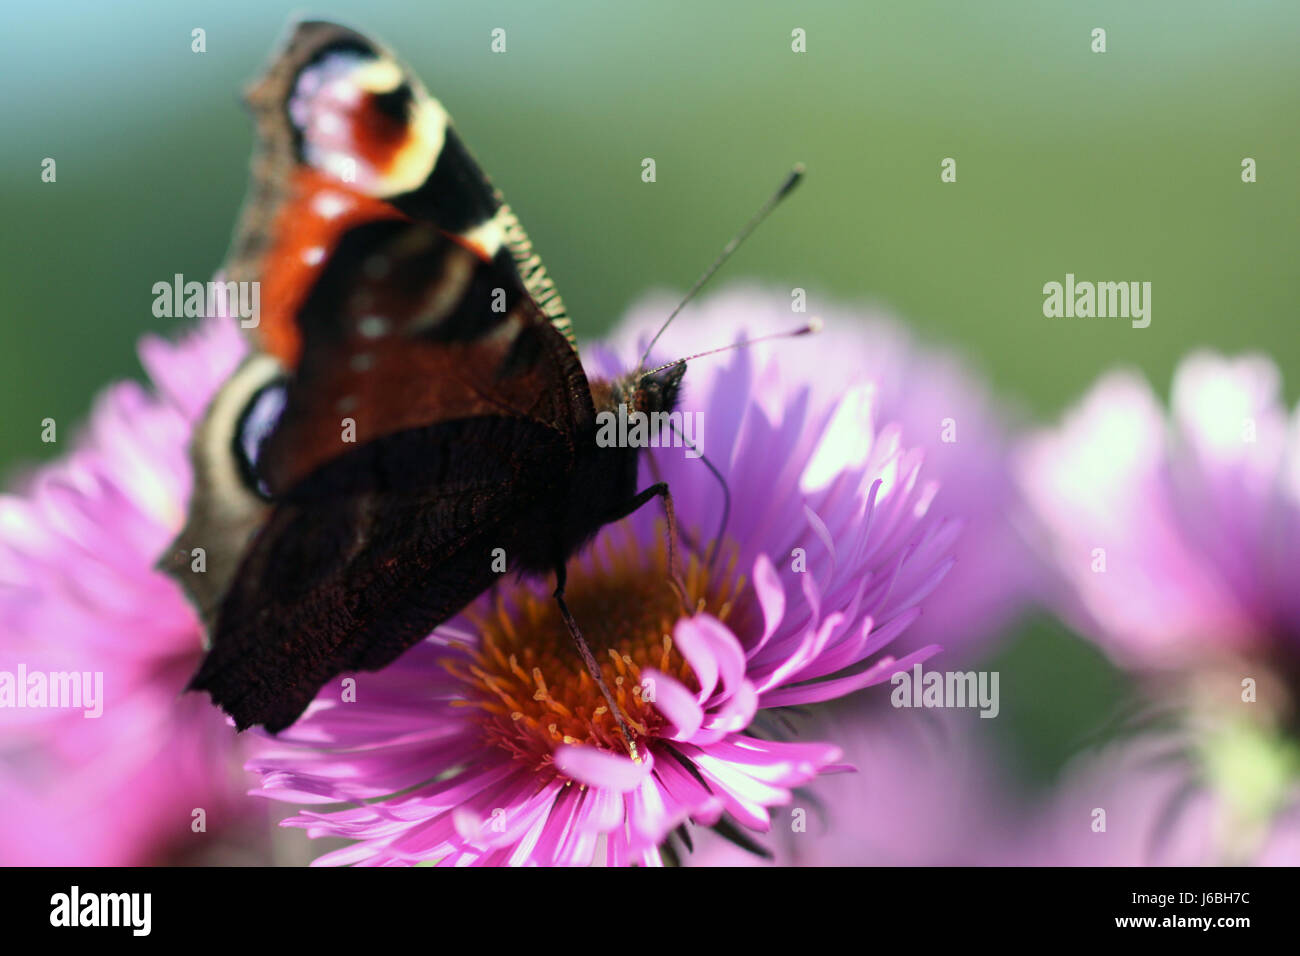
[636,164,805,371]
[642,318,822,378]
[655,314,821,568]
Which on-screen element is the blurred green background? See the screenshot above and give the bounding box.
[2,1,1297,796]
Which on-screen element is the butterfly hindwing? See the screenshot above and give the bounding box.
[191,413,577,732]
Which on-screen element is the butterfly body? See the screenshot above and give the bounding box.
[165,20,692,732]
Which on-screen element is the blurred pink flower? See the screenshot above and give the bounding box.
[1018,351,1300,677]
[0,317,260,865]
[249,305,961,866]
[685,711,1300,866]
[1018,352,1300,864]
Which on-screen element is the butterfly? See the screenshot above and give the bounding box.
[164,20,804,741]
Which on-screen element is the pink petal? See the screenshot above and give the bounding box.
[554,744,654,793]
[643,669,704,740]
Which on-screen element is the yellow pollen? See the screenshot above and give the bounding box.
[449,524,752,776]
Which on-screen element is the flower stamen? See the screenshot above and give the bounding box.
[450,524,751,777]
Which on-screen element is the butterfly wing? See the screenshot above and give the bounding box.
[227,18,573,370]
[256,218,591,495]
[164,19,586,627]
[180,217,593,732]
[162,20,602,731]
[189,414,573,732]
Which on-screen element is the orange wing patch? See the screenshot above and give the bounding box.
[256,167,407,367]
[351,91,416,172]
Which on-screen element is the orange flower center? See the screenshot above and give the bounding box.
[447,527,751,774]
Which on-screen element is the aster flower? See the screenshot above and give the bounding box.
[1018,351,1300,863]
[1020,355,1286,657]
[0,317,259,865]
[608,286,1035,661]
[248,295,963,866]
[1018,352,1300,697]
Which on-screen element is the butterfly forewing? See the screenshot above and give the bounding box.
[258,218,591,494]
[226,19,573,370]
[167,18,586,623]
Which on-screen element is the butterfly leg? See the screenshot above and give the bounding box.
[645,452,704,558]
[553,562,643,764]
[609,482,691,614]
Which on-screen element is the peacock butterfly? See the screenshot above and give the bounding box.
[162,20,806,745]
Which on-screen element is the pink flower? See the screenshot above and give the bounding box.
[1018,351,1300,678]
[0,318,259,865]
[610,286,1035,660]
[1018,352,1300,864]
[249,301,962,866]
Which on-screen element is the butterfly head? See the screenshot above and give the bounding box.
[619,360,686,416]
